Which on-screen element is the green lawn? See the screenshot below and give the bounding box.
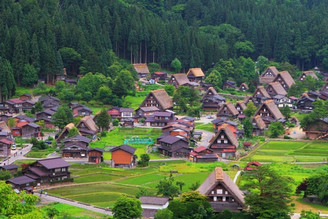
[42,202,107,218]
[195,123,215,132]
[25,148,55,158]
[241,141,328,162]
[123,95,145,110]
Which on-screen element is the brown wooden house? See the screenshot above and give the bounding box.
[158,135,190,157]
[62,135,92,158]
[217,102,239,118]
[197,167,245,212]
[239,83,249,92]
[235,101,246,115]
[145,111,176,127]
[298,71,318,81]
[303,118,328,139]
[223,81,237,89]
[252,115,266,136]
[266,82,287,97]
[259,66,279,84]
[208,124,238,158]
[133,63,150,78]
[139,89,173,111]
[201,87,226,110]
[110,145,136,168]
[0,138,13,157]
[1,164,19,174]
[107,107,121,119]
[21,123,40,138]
[186,68,205,82]
[189,146,218,163]
[88,148,104,163]
[19,93,32,101]
[273,71,295,91]
[254,100,285,126]
[169,73,190,88]
[136,106,160,119]
[24,157,71,184]
[35,109,56,129]
[252,86,271,106]
[76,116,99,137]
[6,176,36,191]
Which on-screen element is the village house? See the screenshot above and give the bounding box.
[259,66,279,84]
[265,82,287,97]
[0,106,10,115]
[145,112,176,127]
[273,95,293,108]
[186,68,205,83]
[158,135,190,157]
[208,124,238,158]
[217,102,239,118]
[139,89,173,111]
[20,123,40,138]
[235,101,246,116]
[239,83,249,92]
[62,135,92,158]
[151,72,168,82]
[0,113,12,122]
[298,71,318,81]
[23,157,71,184]
[39,96,60,109]
[0,121,11,135]
[252,86,271,106]
[6,176,35,191]
[252,115,266,136]
[211,119,241,138]
[254,100,285,127]
[197,167,245,212]
[107,107,121,120]
[244,161,262,171]
[189,146,218,163]
[22,100,35,112]
[308,91,320,100]
[110,145,137,168]
[296,93,315,111]
[139,196,169,219]
[36,109,56,128]
[0,138,13,157]
[73,106,92,117]
[223,81,237,90]
[303,118,328,140]
[76,116,98,137]
[19,93,32,101]
[4,99,23,113]
[119,108,135,127]
[0,164,19,174]
[169,73,190,88]
[201,87,226,111]
[243,95,252,105]
[133,63,150,78]
[56,123,77,142]
[136,106,160,120]
[88,148,104,163]
[320,81,328,93]
[273,71,295,91]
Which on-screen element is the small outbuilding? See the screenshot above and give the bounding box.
[110,145,136,168]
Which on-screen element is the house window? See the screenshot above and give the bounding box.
[225,191,228,195]
[61,168,66,172]
[232,199,234,202]
[213,196,217,202]
[224,140,228,144]
[217,189,223,194]
[211,191,214,194]
[55,168,61,173]
[222,197,226,202]
[221,135,224,139]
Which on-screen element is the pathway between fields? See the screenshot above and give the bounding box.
[36,193,113,216]
[233,171,241,183]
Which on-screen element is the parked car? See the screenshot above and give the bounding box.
[12,144,16,150]
[45,140,52,144]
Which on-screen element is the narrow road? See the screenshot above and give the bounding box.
[195,129,215,147]
[233,171,241,183]
[0,144,32,166]
[37,193,113,216]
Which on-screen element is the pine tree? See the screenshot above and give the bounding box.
[96,109,110,131]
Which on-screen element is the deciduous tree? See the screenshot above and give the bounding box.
[112,196,142,219]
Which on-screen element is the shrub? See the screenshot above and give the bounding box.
[101,131,107,137]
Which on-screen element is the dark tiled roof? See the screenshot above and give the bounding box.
[159,135,186,144]
[29,167,49,176]
[139,106,160,112]
[37,157,70,169]
[120,108,134,113]
[139,196,169,205]
[1,164,19,170]
[7,176,35,185]
[23,123,40,129]
[88,148,104,153]
[153,112,173,117]
[181,116,195,122]
[15,115,35,123]
[63,135,92,144]
[110,145,136,154]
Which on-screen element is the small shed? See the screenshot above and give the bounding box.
[0,164,19,174]
[88,148,104,163]
[110,145,136,168]
[139,196,169,218]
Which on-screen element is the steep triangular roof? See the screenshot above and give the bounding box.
[143,89,173,110]
[259,66,279,84]
[133,63,150,74]
[239,83,249,90]
[253,86,270,98]
[255,100,284,120]
[209,124,238,147]
[0,121,11,133]
[253,115,266,129]
[171,73,190,86]
[187,68,205,77]
[274,71,295,89]
[78,116,99,132]
[298,71,318,80]
[235,101,246,111]
[56,123,78,141]
[266,82,287,96]
[197,167,245,206]
[217,102,239,116]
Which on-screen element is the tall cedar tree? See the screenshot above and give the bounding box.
[96,109,110,131]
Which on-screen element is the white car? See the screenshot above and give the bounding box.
[12,144,16,150]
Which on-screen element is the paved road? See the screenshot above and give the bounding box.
[233,171,241,183]
[0,144,32,166]
[195,129,215,147]
[37,193,113,216]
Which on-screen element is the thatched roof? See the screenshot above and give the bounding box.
[209,123,238,147]
[275,71,295,89]
[78,116,99,132]
[197,167,245,205]
[253,86,270,98]
[217,102,239,116]
[0,121,11,133]
[148,89,173,110]
[187,68,205,77]
[255,100,284,120]
[298,71,318,80]
[171,73,190,86]
[235,101,247,111]
[133,63,149,74]
[56,123,77,141]
[239,83,249,90]
[266,82,287,96]
[243,95,252,105]
[259,66,279,84]
[253,115,266,129]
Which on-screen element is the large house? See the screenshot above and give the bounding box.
[76,116,98,137]
[259,66,279,84]
[110,145,136,168]
[145,111,176,127]
[136,106,160,119]
[273,95,293,108]
[265,82,287,97]
[186,68,205,83]
[296,93,315,111]
[208,124,238,158]
[133,63,150,78]
[4,99,23,113]
[298,71,318,81]
[139,89,173,111]
[201,87,226,110]
[273,71,295,91]
[39,96,60,109]
[254,100,285,126]
[36,109,56,128]
[157,135,190,157]
[189,146,218,163]
[197,167,245,212]
[62,135,92,158]
[169,73,190,87]
[252,86,271,106]
[217,102,239,118]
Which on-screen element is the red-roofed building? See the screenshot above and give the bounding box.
[189,146,218,163]
[244,161,262,171]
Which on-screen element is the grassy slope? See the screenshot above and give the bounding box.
[195,123,215,132]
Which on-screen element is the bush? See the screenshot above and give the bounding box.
[113,119,119,126]
[101,131,107,137]
[284,135,292,139]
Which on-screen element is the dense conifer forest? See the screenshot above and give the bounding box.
[1,0,328,100]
